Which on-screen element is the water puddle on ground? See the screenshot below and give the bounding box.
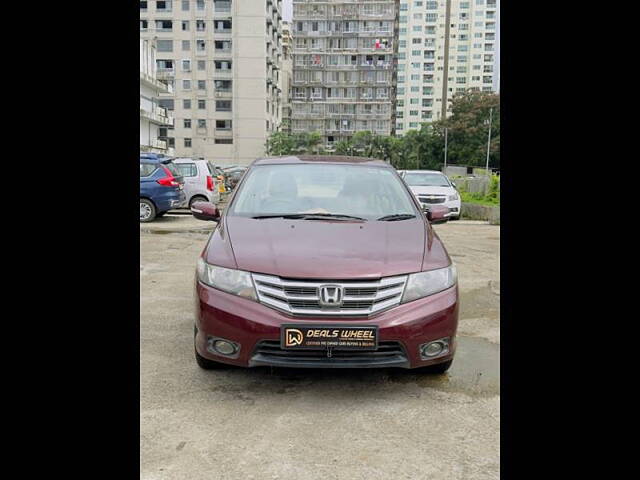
[388,336,500,398]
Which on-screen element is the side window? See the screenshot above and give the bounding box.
[140,163,156,177]
[176,163,197,177]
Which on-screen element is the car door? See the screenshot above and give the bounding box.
[175,161,198,203]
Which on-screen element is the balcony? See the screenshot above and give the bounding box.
[154,69,175,81]
[140,71,173,94]
[140,106,174,126]
[150,138,167,150]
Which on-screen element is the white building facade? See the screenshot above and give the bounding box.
[140,0,286,165]
[140,38,175,155]
[395,0,498,134]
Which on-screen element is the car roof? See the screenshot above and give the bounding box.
[173,157,207,164]
[252,155,389,167]
[404,170,444,174]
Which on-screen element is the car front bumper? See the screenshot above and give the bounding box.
[195,280,458,369]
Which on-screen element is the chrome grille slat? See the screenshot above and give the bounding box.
[252,273,408,317]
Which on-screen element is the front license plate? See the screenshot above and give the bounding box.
[281,325,378,350]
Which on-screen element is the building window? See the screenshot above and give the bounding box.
[216,100,231,112]
[183,99,191,109]
[182,79,191,90]
[156,19,172,31]
[198,99,206,109]
[197,60,206,70]
[184,138,192,148]
[182,59,191,71]
[215,80,232,92]
[198,119,207,128]
[158,99,174,111]
[156,40,173,52]
[140,1,147,10]
[216,120,232,130]
[140,20,148,31]
[156,1,172,12]
[196,20,206,32]
[196,0,204,10]
[183,119,191,128]
[182,20,189,31]
[197,80,206,90]
[214,60,232,71]
[182,40,190,51]
[215,139,233,144]
[215,19,232,33]
[197,39,206,51]
[182,0,189,10]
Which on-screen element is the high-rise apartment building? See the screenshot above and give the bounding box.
[291,0,397,150]
[140,0,285,165]
[395,0,498,134]
[140,38,175,155]
[280,21,293,133]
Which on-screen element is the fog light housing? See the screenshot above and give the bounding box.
[206,336,240,358]
[420,338,450,360]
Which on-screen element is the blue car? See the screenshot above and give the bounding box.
[140,154,186,222]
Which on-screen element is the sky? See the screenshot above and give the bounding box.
[283,0,292,21]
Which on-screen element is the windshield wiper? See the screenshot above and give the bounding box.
[251,214,307,219]
[251,213,366,221]
[377,214,417,221]
[300,213,367,221]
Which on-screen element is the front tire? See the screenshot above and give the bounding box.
[140,199,156,222]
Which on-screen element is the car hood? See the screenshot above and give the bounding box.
[408,186,454,196]
[221,216,430,279]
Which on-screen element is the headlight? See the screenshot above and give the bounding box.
[448,192,459,201]
[196,258,257,300]
[401,264,457,304]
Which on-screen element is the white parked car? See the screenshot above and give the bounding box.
[173,158,221,208]
[398,170,461,220]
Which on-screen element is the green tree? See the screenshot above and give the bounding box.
[439,91,500,168]
[334,139,355,156]
[265,131,294,156]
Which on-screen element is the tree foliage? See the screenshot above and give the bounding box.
[265,92,499,169]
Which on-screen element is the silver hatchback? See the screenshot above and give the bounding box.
[172,158,221,208]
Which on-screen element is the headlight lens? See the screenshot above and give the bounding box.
[401,264,457,304]
[196,258,257,300]
[448,192,459,201]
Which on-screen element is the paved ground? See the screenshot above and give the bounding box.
[140,215,500,480]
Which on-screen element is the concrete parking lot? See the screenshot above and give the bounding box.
[140,215,500,480]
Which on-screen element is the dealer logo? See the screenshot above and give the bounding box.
[285,329,304,347]
[318,285,344,307]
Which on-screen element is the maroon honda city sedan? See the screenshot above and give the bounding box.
[192,156,458,373]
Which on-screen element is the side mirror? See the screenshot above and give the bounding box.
[423,205,450,223]
[191,201,220,222]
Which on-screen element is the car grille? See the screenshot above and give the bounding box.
[251,273,408,317]
[418,195,447,204]
[250,340,409,368]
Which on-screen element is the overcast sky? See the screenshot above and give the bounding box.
[283,0,292,21]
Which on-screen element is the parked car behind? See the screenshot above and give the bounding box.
[400,170,461,220]
[222,166,247,190]
[140,154,185,222]
[172,158,221,208]
[191,155,458,373]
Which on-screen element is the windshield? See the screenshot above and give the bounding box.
[229,164,418,221]
[403,172,451,187]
